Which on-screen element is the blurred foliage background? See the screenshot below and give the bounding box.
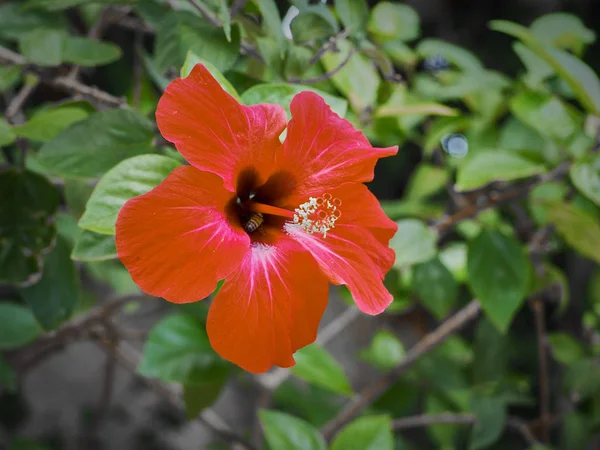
[1,0,600,449]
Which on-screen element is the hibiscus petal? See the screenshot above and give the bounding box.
[278,92,397,198]
[207,239,329,374]
[285,223,393,316]
[156,64,287,191]
[116,166,249,303]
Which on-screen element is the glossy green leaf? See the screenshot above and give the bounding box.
[359,330,405,371]
[291,344,353,396]
[79,154,180,235]
[467,230,531,332]
[391,219,437,268]
[335,0,369,36]
[0,355,16,391]
[62,37,122,66]
[241,83,347,119]
[181,51,241,101]
[331,415,393,450]
[71,229,117,261]
[530,13,595,55]
[0,302,40,350]
[139,314,230,384]
[19,29,63,66]
[570,155,600,207]
[183,377,228,419]
[548,333,586,365]
[490,20,600,114]
[259,410,327,450]
[547,202,600,264]
[37,109,155,180]
[455,151,546,192]
[0,169,60,286]
[0,119,15,147]
[321,40,380,113]
[412,257,458,319]
[155,11,240,73]
[469,395,506,450]
[14,107,89,142]
[367,2,419,42]
[20,236,80,330]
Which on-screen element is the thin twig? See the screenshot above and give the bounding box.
[321,300,482,440]
[289,48,356,85]
[187,0,220,27]
[531,296,551,443]
[308,29,351,66]
[6,76,40,121]
[229,0,248,18]
[392,413,539,446]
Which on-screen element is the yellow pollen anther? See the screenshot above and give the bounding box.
[292,193,342,238]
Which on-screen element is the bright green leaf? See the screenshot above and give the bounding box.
[0,65,22,93]
[467,230,531,332]
[62,37,122,66]
[547,202,600,264]
[71,229,117,261]
[19,28,63,66]
[0,119,15,147]
[254,0,285,54]
[139,314,230,384]
[335,0,369,36]
[0,169,60,286]
[439,242,467,283]
[332,415,393,450]
[367,2,419,42]
[571,155,600,207]
[291,344,353,396]
[530,13,595,55]
[412,257,458,319]
[455,151,546,192]
[391,219,437,268]
[0,302,40,350]
[181,51,241,101]
[291,4,339,43]
[405,164,449,200]
[359,330,405,371]
[20,236,80,330]
[79,154,180,234]
[37,109,155,180]
[259,409,327,450]
[548,333,586,365]
[14,107,89,142]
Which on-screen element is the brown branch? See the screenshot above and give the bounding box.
[308,29,351,66]
[392,413,539,446]
[5,76,40,121]
[187,0,221,26]
[321,300,482,440]
[289,48,356,85]
[431,161,571,235]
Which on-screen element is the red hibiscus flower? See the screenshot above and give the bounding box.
[116,65,398,374]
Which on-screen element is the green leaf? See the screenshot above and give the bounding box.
[391,219,437,268]
[183,377,228,419]
[0,2,66,40]
[571,155,600,208]
[548,333,586,365]
[564,358,600,399]
[510,91,580,143]
[22,0,133,10]
[0,169,60,286]
[455,151,546,192]
[335,0,369,37]
[254,0,285,54]
[490,20,600,114]
[439,242,467,283]
[467,230,531,332]
[367,2,419,42]
[259,410,327,450]
[0,355,16,391]
[469,395,506,450]
[562,413,591,450]
[139,314,230,384]
[331,415,393,450]
[546,202,600,264]
[359,330,405,371]
[406,164,449,199]
[14,107,89,142]
[321,39,380,113]
[291,4,339,43]
[64,179,95,219]
[37,109,155,180]
[71,229,117,261]
[0,302,40,350]
[0,65,22,93]
[473,318,509,384]
[291,344,353,396]
[155,11,240,73]
[412,257,458,320]
[424,394,459,446]
[241,83,348,119]
[19,28,63,66]
[62,37,122,66]
[181,52,241,101]
[530,13,595,55]
[416,39,484,72]
[20,236,80,330]
[423,116,471,155]
[79,154,180,235]
[0,119,16,147]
